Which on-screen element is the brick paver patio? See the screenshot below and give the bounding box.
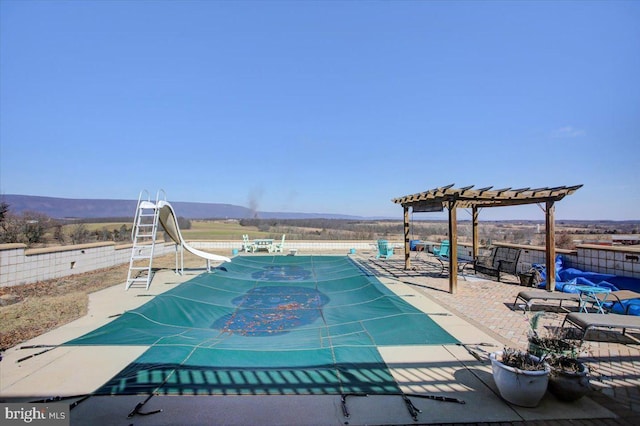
[362,254,640,425]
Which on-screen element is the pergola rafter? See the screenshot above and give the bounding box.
[392,184,582,294]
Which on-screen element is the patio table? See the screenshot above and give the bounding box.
[253,239,274,252]
[414,241,437,260]
[575,285,611,314]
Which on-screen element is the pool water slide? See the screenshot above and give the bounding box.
[156,200,231,270]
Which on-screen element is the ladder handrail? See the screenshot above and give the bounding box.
[156,189,167,204]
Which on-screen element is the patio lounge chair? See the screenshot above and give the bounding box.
[513,290,580,312]
[594,290,640,315]
[562,312,640,343]
[242,234,256,253]
[272,234,286,253]
[432,240,449,257]
[376,239,394,259]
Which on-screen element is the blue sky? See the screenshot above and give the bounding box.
[1,1,638,220]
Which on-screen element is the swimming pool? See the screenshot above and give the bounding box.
[66,255,458,396]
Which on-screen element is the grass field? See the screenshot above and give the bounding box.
[45,217,638,250]
[180,220,269,240]
[61,220,275,242]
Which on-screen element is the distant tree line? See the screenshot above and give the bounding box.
[236,217,638,249]
[1,202,636,248]
[239,218,401,240]
[62,223,132,245]
[0,203,193,247]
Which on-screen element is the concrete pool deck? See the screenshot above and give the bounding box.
[1,252,637,425]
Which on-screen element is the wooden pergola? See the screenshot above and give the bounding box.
[392,184,583,294]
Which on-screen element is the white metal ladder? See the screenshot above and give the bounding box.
[125,190,162,290]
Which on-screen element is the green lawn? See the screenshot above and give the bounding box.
[60,220,278,242]
[180,220,268,240]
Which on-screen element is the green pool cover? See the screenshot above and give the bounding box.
[66,256,458,396]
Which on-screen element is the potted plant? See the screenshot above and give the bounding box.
[489,348,550,407]
[525,312,591,402]
[526,312,580,358]
[545,354,591,402]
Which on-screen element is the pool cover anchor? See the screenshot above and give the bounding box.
[127,395,163,418]
[340,393,368,418]
[456,342,495,362]
[402,394,421,421]
[402,393,466,422]
[407,393,465,404]
[17,344,59,363]
[340,392,464,421]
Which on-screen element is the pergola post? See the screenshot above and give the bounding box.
[472,206,479,259]
[448,200,458,294]
[545,201,556,291]
[404,205,411,270]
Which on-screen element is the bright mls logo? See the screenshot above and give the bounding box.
[1,404,69,426]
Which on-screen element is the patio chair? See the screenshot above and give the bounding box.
[242,234,256,253]
[432,240,450,257]
[272,234,286,253]
[429,241,473,278]
[474,246,521,282]
[376,239,394,259]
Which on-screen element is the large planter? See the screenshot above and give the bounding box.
[490,351,550,407]
[548,358,590,402]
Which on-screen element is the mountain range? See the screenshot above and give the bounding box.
[1,194,364,220]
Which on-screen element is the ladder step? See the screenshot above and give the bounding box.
[132,256,152,260]
[128,278,149,283]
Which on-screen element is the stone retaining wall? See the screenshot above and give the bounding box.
[0,242,175,287]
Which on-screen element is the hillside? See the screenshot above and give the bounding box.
[0,194,363,220]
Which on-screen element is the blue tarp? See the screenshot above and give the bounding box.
[534,255,640,316]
